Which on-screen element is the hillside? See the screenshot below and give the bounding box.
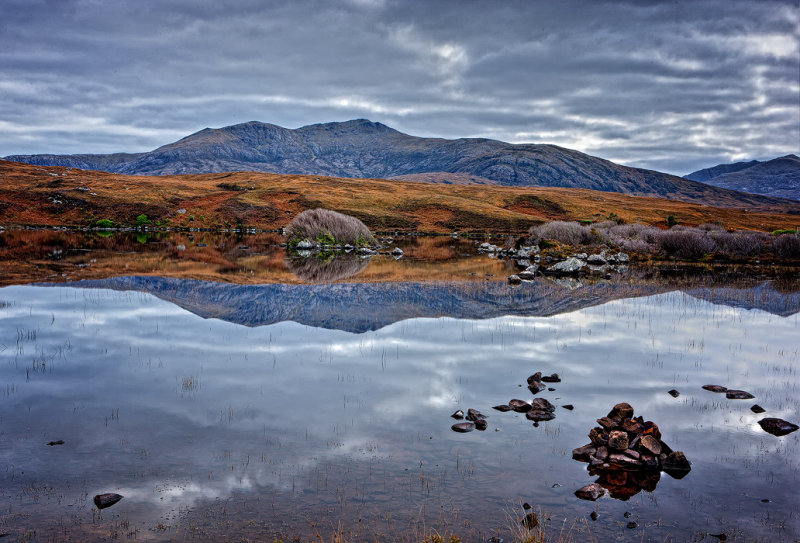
[1,160,797,233]
[5,119,794,210]
[686,155,800,200]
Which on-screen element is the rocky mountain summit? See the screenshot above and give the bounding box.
[686,154,800,201]
[6,120,795,209]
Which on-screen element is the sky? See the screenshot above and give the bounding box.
[1,0,798,175]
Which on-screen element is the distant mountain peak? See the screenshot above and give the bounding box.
[686,155,800,201]
[4,120,798,208]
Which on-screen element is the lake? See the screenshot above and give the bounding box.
[0,230,798,542]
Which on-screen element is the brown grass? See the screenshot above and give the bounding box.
[1,159,799,234]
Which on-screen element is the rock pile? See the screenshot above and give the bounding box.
[572,402,691,501]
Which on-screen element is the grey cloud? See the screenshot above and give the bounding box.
[0,0,797,174]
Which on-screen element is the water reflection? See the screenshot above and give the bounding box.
[0,284,797,541]
[285,254,369,282]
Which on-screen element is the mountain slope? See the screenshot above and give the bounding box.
[686,155,800,200]
[5,119,795,209]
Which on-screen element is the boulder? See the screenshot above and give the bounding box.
[295,239,315,250]
[575,483,605,501]
[586,253,607,265]
[526,410,556,422]
[725,389,754,400]
[451,422,475,433]
[507,274,522,285]
[517,269,537,280]
[608,430,630,451]
[546,257,585,275]
[572,443,597,461]
[391,247,404,256]
[531,398,556,412]
[474,419,488,431]
[509,399,532,413]
[466,408,486,421]
[639,435,662,455]
[702,384,727,393]
[662,451,692,477]
[94,493,123,509]
[608,402,634,419]
[540,373,560,383]
[758,418,799,436]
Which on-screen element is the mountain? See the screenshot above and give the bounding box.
[686,155,800,201]
[5,119,795,209]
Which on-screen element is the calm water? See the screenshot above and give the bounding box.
[0,278,798,541]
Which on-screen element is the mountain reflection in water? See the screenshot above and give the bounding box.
[54,275,800,333]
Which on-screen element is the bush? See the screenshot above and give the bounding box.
[528,221,594,246]
[136,214,151,226]
[286,208,375,246]
[95,218,113,228]
[774,234,800,259]
[656,229,716,259]
[712,230,768,257]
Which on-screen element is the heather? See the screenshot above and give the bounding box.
[285,208,376,247]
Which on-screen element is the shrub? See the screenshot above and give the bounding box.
[528,221,594,246]
[712,230,768,257]
[667,214,679,227]
[285,208,375,246]
[656,229,715,259]
[774,234,800,259]
[136,214,151,226]
[95,218,113,228]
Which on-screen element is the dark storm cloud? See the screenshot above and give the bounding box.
[0,0,797,174]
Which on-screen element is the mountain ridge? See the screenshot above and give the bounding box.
[5,119,795,209]
[686,155,800,200]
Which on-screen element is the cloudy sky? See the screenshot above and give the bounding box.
[1,0,798,174]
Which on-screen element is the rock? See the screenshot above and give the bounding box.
[589,427,608,446]
[641,421,662,440]
[726,389,754,400]
[546,257,585,275]
[757,418,799,436]
[451,422,475,433]
[474,419,488,431]
[516,270,536,280]
[526,372,542,384]
[626,521,637,529]
[47,440,65,446]
[589,511,598,521]
[750,404,766,414]
[521,511,538,529]
[509,399,532,413]
[621,419,644,435]
[595,446,609,461]
[608,430,630,451]
[295,239,315,250]
[492,404,512,412]
[623,449,641,461]
[608,402,634,419]
[94,493,123,509]
[357,247,377,255]
[575,483,605,501]
[596,417,616,429]
[526,410,556,422]
[572,443,597,461]
[540,373,560,383]
[451,410,464,419]
[562,404,574,410]
[702,384,728,393]
[668,389,680,398]
[507,274,522,285]
[586,253,607,265]
[639,435,662,455]
[391,247,404,256]
[531,398,556,412]
[466,408,486,421]
[662,451,692,477]
[608,453,641,470]
[528,381,546,394]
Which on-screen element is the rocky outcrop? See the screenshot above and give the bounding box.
[572,403,691,500]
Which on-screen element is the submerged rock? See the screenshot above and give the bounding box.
[451,422,475,433]
[668,389,680,398]
[541,373,561,383]
[750,404,766,414]
[474,419,488,431]
[702,385,728,393]
[94,493,123,509]
[492,404,512,412]
[758,418,799,436]
[47,440,65,446]
[725,389,754,400]
[466,408,487,421]
[509,399,532,413]
[451,410,464,419]
[575,483,605,501]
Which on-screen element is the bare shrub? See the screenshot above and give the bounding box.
[528,221,594,246]
[713,231,769,257]
[774,234,800,259]
[286,208,375,246]
[657,229,715,259]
